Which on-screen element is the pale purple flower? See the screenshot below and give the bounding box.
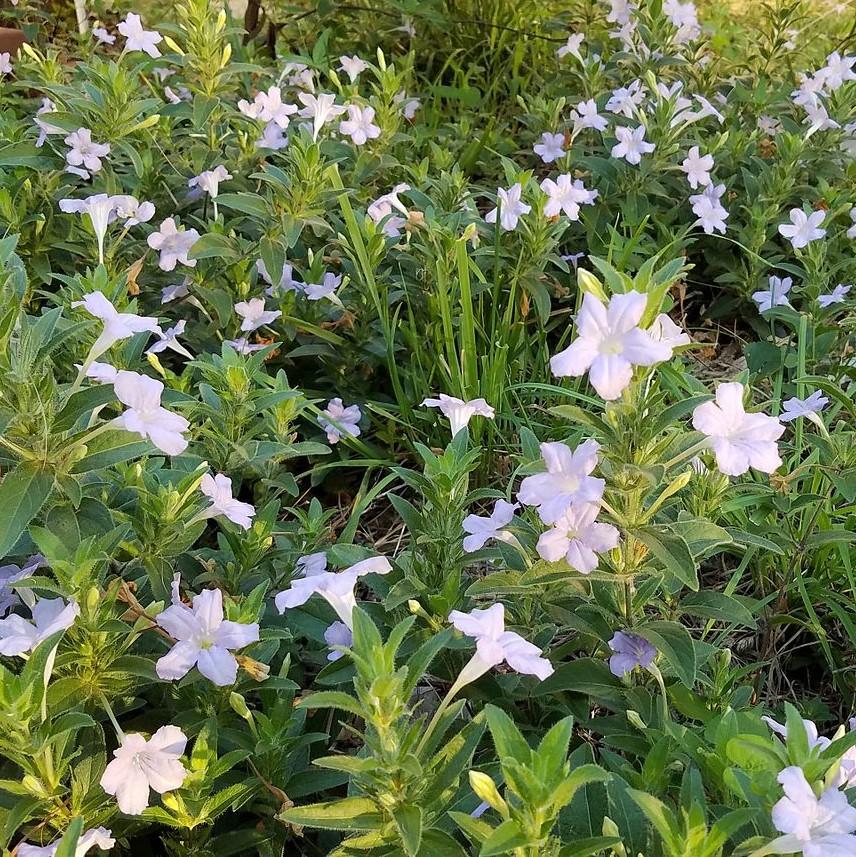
[59,194,122,264]
[485,183,531,231]
[758,115,784,136]
[257,260,302,295]
[197,474,256,529]
[422,394,495,437]
[147,218,200,271]
[819,284,851,307]
[537,503,619,573]
[297,92,346,141]
[571,99,608,133]
[112,195,155,226]
[92,27,115,45]
[187,165,232,199]
[557,33,584,61]
[0,555,44,615]
[818,51,856,90]
[541,175,597,220]
[778,209,826,250]
[367,184,410,237]
[225,337,265,354]
[606,80,646,118]
[649,313,691,348]
[304,272,342,301]
[162,281,190,303]
[146,320,192,360]
[0,597,79,656]
[64,128,110,175]
[762,715,832,751]
[393,90,421,119]
[238,86,298,129]
[112,370,190,456]
[780,391,828,423]
[692,382,784,476]
[72,291,161,360]
[83,362,119,383]
[35,98,62,147]
[234,297,281,332]
[338,54,369,82]
[17,827,114,857]
[462,500,518,552]
[690,183,728,234]
[339,104,381,145]
[608,630,656,676]
[256,122,288,150]
[324,621,352,661]
[752,275,793,313]
[611,125,654,164]
[117,13,162,58]
[318,398,362,444]
[533,132,566,163]
[0,52,13,75]
[681,146,713,189]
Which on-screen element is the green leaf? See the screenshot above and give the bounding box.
[558,837,622,857]
[54,816,84,857]
[636,525,698,591]
[216,193,271,218]
[278,797,382,831]
[299,691,364,717]
[70,430,157,472]
[479,820,531,856]
[484,705,531,765]
[678,591,757,628]
[392,804,423,856]
[635,621,697,687]
[626,790,680,852]
[0,462,54,557]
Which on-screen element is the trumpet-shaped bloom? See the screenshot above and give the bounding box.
[780,391,829,423]
[234,297,281,332]
[0,53,13,75]
[118,13,162,57]
[83,362,119,383]
[518,440,605,525]
[147,218,200,271]
[762,715,832,751]
[550,291,673,400]
[0,555,44,615]
[367,184,410,236]
[198,473,256,530]
[611,125,654,164]
[100,726,187,814]
[422,394,495,437]
[239,86,298,128]
[318,398,362,443]
[819,284,851,307]
[681,146,713,188]
[274,556,392,628]
[536,502,619,573]
[324,621,353,661]
[188,165,232,199]
[339,105,381,145]
[753,275,793,313]
[72,291,161,361]
[779,209,826,250]
[304,272,342,301]
[571,99,608,133]
[162,281,190,303]
[692,382,784,476]
[112,370,190,456]
[59,194,124,264]
[256,121,288,150]
[768,767,856,857]
[257,260,302,295]
[0,597,79,656]
[338,54,369,82]
[65,128,110,176]
[486,183,531,231]
[156,577,259,685]
[541,174,597,220]
[462,500,518,552]
[146,320,193,360]
[557,33,584,60]
[533,132,566,163]
[608,631,656,676]
[112,195,156,226]
[649,313,691,348]
[92,27,115,45]
[297,92,346,141]
[690,183,728,234]
[448,603,553,681]
[17,827,114,857]
[606,80,646,117]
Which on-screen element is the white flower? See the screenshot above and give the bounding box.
[274,556,392,628]
[780,391,829,424]
[367,184,410,237]
[188,165,232,199]
[518,440,605,525]
[486,183,531,231]
[758,115,783,136]
[92,27,115,45]
[448,603,553,682]
[100,726,188,814]
[146,320,192,359]
[297,552,328,576]
[156,577,258,684]
[692,382,784,476]
[239,86,298,129]
[649,313,691,348]
[112,195,155,226]
[339,104,381,145]
[393,90,420,119]
[550,291,673,400]
[324,621,352,660]
[607,0,636,25]
[818,51,856,90]
[318,398,362,443]
[112,370,190,456]
[462,500,518,552]
[533,132,566,163]
[165,85,191,104]
[819,284,851,307]
[117,13,163,58]
[0,555,44,615]
[196,473,256,530]
[65,128,110,175]
[681,146,714,189]
[611,125,654,164]
[72,291,161,361]
[557,33,584,61]
[422,394,495,437]
[304,272,342,301]
[0,597,79,656]
[761,715,832,750]
[17,827,114,857]
[606,80,646,118]
[35,98,62,147]
[147,218,200,271]
[297,92,345,141]
[256,122,288,150]
[59,194,122,264]
[338,54,369,82]
[541,175,597,220]
[396,16,416,37]
[162,281,190,303]
[778,209,826,250]
[536,503,619,573]
[571,99,608,133]
[803,100,839,134]
[752,275,793,313]
[225,337,266,354]
[767,767,856,857]
[258,260,302,295]
[0,52,13,75]
[690,183,728,234]
[83,362,119,383]
[234,297,281,332]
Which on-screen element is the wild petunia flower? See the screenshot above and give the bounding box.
[34,98,63,147]
[92,27,115,45]
[762,715,832,751]
[517,440,605,524]
[118,13,162,57]
[394,89,420,119]
[649,313,691,348]
[681,146,714,188]
[72,291,161,361]
[339,104,381,145]
[100,726,188,814]
[0,597,79,656]
[337,54,369,82]
[318,398,362,443]
[146,320,193,359]
[0,555,44,615]
[187,165,232,199]
[367,184,410,237]
[448,603,553,683]
[690,183,728,234]
[65,128,110,177]
[752,275,793,313]
[606,80,646,118]
[274,556,392,628]
[256,122,288,150]
[692,382,784,476]
[536,503,619,573]
[112,370,190,456]
[462,500,518,552]
[197,473,256,530]
[304,272,342,301]
[608,631,657,676]
[550,291,673,400]
[155,576,259,685]
[767,767,856,856]
[486,183,531,231]
[162,281,190,303]
[611,125,655,164]
[818,51,856,90]
[324,621,353,660]
[17,827,114,857]
[147,218,200,271]
[225,337,265,354]
[239,86,298,128]
[557,33,584,61]
[533,132,566,163]
[780,391,829,424]
[422,394,495,437]
[112,195,156,226]
[234,297,281,332]
[541,175,597,220]
[778,209,826,250]
[571,98,608,133]
[819,284,851,307]
[297,92,346,141]
[848,206,856,239]
[258,260,302,295]
[0,52,13,75]
[83,362,119,383]
[59,194,122,264]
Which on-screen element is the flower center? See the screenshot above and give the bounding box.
[599,336,624,356]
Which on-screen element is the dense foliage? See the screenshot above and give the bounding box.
[1,0,856,855]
